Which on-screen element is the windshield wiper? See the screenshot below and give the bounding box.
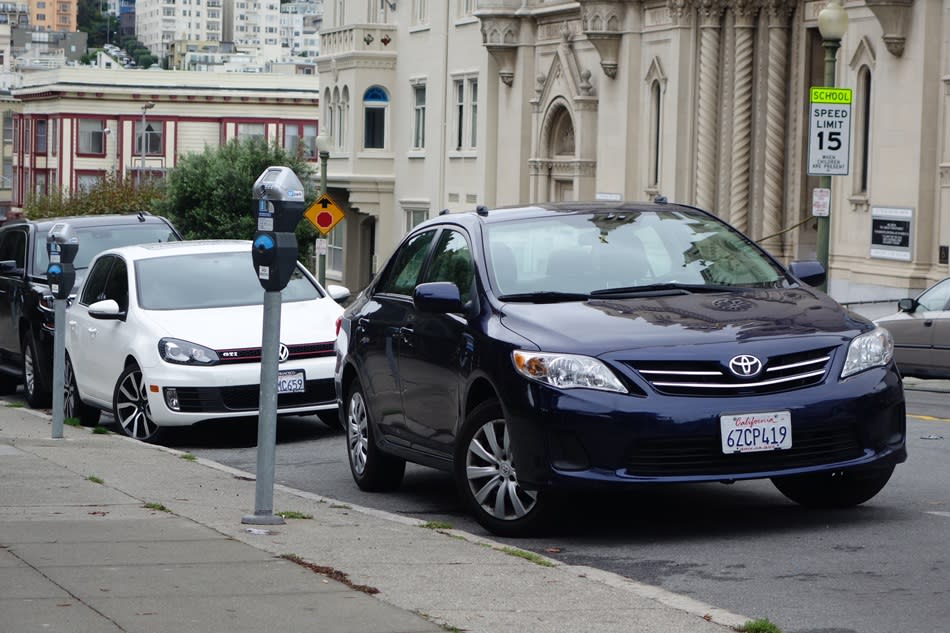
[589,283,734,297]
[497,291,590,303]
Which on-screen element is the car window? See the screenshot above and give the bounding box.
[79,255,114,305]
[377,230,436,296]
[102,258,129,312]
[423,229,473,303]
[916,279,950,311]
[485,209,787,295]
[0,229,27,270]
[135,251,319,310]
[33,223,179,272]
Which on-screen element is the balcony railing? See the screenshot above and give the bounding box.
[319,24,396,56]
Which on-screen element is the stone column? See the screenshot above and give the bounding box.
[760,1,792,251]
[695,0,725,211]
[728,0,757,233]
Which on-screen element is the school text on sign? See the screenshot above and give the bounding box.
[807,87,852,176]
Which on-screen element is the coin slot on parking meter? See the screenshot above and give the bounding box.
[47,223,78,440]
[244,166,306,527]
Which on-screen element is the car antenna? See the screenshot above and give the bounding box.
[439,208,450,216]
[653,194,668,204]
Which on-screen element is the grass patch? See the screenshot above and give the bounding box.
[276,510,313,520]
[498,546,556,567]
[144,502,170,513]
[91,426,110,434]
[737,619,783,633]
[4,402,23,408]
[86,475,104,484]
[64,417,81,427]
[420,521,453,530]
[179,453,197,461]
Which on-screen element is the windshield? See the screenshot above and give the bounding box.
[135,251,320,310]
[484,209,788,297]
[34,223,179,272]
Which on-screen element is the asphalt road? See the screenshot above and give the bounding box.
[152,388,948,633]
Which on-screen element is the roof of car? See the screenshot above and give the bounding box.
[2,212,173,230]
[424,200,699,228]
[98,239,251,261]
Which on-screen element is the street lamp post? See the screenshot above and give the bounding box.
[315,133,332,288]
[816,0,848,292]
[139,101,155,185]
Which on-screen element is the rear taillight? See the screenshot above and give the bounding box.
[335,317,342,336]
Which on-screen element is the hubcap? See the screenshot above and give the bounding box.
[465,419,538,521]
[347,391,369,476]
[64,361,77,420]
[24,345,35,397]
[115,369,156,440]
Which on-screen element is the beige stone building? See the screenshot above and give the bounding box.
[317,0,945,303]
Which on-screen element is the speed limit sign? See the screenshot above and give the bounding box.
[807,87,852,176]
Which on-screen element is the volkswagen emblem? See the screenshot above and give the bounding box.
[728,354,762,378]
[278,343,290,363]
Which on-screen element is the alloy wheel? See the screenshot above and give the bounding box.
[464,419,538,522]
[64,360,78,420]
[347,390,369,476]
[23,344,36,399]
[115,367,157,440]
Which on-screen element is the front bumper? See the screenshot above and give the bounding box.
[502,365,906,489]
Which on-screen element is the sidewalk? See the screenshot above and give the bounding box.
[0,404,744,633]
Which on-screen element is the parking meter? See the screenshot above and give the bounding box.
[251,166,306,292]
[46,223,78,440]
[46,222,78,300]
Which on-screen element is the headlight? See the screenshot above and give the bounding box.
[158,338,219,366]
[841,327,893,378]
[512,350,627,393]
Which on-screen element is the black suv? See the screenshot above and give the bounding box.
[0,213,181,407]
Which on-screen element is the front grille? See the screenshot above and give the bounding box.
[624,425,864,477]
[216,342,335,365]
[627,347,834,396]
[172,379,335,413]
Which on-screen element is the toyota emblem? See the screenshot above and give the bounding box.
[728,354,762,378]
[278,343,290,363]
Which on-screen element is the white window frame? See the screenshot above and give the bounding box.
[327,218,345,277]
[450,73,478,153]
[413,0,428,26]
[405,207,428,232]
[411,80,426,151]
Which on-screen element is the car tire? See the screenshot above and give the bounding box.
[112,363,163,443]
[454,399,552,537]
[771,465,895,509]
[345,379,405,491]
[64,356,101,427]
[22,333,51,408]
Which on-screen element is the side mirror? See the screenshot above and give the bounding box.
[898,298,917,313]
[88,299,125,321]
[413,281,464,314]
[327,284,350,303]
[788,260,826,288]
[0,259,18,273]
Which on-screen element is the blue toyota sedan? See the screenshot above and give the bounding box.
[334,201,906,536]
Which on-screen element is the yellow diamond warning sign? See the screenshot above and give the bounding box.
[305,193,344,235]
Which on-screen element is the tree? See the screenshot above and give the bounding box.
[154,139,319,261]
[23,174,163,218]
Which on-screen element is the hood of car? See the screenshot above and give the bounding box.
[498,287,869,355]
[139,299,342,349]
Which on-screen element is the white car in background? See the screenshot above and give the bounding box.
[64,240,349,442]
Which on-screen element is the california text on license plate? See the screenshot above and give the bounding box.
[720,411,792,454]
[277,369,305,394]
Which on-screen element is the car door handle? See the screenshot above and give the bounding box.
[398,326,414,344]
[924,320,934,327]
[87,327,98,337]
[68,320,77,330]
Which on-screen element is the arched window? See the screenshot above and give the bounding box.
[363,85,388,150]
[324,88,333,148]
[856,66,872,194]
[648,80,662,187]
[339,86,349,150]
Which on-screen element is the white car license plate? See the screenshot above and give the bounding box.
[720,411,792,454]
[277,369,305,394]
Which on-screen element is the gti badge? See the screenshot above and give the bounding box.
[278,343,289,363]
[729,354,762,378]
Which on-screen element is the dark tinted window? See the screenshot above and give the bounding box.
[377,230,436,296]
[33,222,179,272]
[103,258,129,312]
[135,250,319,310]
[423,229,473,303]
[0,229,27,269]
[80,255,115,306]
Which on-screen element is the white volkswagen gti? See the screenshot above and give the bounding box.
[64,240,348,442]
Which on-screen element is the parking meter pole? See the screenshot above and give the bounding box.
[51,299,66,439]
[243,290,283,525]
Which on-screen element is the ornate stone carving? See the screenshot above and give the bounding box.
[729,1,758,232]
[479,15,521,87]
[864,0,914,57]
[695,0,724,210]
[762,1,792,246]
[577,0,624,78]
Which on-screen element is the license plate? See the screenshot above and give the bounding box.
[720,411,792,454]
[277,369,305,394]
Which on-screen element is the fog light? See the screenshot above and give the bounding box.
[164,387,180,411]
